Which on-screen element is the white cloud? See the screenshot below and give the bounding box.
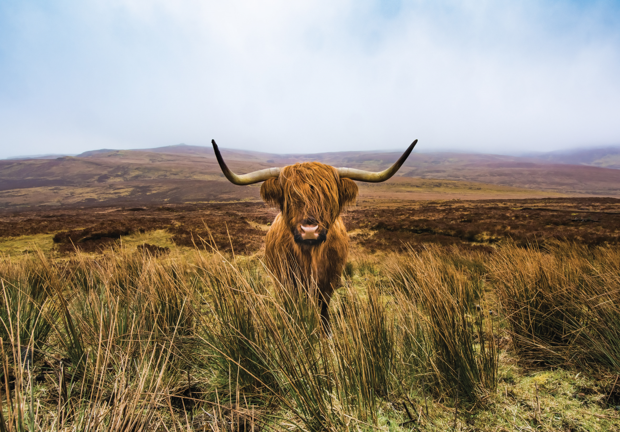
[1,0,619,158]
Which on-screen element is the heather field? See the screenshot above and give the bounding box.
[0,199,619,431]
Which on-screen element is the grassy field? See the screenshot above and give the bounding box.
[0,233,619,431]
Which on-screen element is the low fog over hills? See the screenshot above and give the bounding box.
[521,146,620,169]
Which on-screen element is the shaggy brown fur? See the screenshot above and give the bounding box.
[260,162,358,328]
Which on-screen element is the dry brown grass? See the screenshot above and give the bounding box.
[0,238,617,430]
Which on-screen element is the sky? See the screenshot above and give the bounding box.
[1,0,620,159]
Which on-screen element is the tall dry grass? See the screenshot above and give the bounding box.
[387,245,498,403]
[0,240,618,430]
[0,249,190,431]
[489,241,620,370]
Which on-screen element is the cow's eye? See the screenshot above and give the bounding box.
[310,185,315,191]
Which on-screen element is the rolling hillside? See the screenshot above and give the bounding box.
[2,144,620,209]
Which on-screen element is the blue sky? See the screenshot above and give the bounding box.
[1,0,619,158]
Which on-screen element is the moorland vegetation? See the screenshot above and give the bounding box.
[0,199,619,430]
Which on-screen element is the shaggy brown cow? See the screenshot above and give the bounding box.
[212,139,417,328]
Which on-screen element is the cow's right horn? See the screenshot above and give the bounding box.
[212,140,281,185]
[337,139,418,182]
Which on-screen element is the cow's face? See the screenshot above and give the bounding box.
[260,162,358,245]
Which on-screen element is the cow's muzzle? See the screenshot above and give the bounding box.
[293,220,327,245]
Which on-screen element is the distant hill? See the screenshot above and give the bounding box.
[7,153,74,160]
[2,144,620,210]
[76,143,620,169]
[524,146,620,169]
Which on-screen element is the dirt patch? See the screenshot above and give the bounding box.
[53,225,134,253]
[137,243,170,256]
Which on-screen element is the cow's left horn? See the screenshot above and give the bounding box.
[337,139,418,182]
[212,140,281,185]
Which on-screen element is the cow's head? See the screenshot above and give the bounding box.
[212,139,417,246]
[260,162,358,245]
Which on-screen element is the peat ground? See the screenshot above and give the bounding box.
[1,197,619,256]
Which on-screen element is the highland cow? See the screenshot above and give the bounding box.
[212,139,417,328]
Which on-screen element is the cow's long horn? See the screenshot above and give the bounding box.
[337,139,418,182]
[212,140,281,185]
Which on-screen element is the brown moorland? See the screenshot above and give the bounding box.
[1,197,619,255]
[1,198,620,430]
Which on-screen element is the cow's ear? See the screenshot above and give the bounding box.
[339,178,358,207]
[261,177,283,207]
